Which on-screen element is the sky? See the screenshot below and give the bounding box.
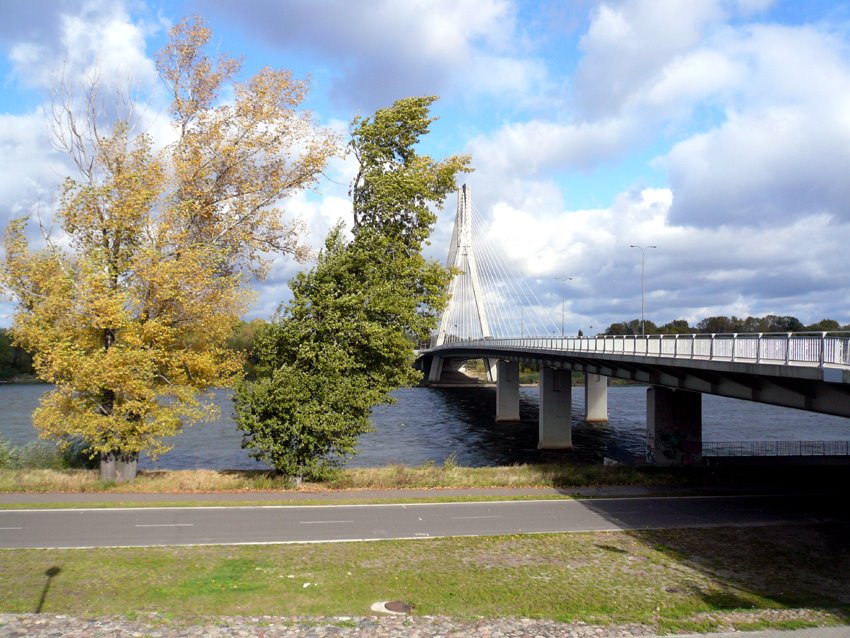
[1,0,850,335]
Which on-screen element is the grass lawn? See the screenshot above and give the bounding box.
[1,524,848,633]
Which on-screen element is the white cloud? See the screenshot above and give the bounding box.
[204,0,543,109]
[468,116,637,177]
[662,105,850,226]
[643,48,744,112]
[574,0,727,116]
[658,24,850,226]
[462,54,550,105]
[4,0,158,95]
[0,111,72,249]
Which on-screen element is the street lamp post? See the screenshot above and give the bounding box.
[555,276,572,337]
[630,244,656,336]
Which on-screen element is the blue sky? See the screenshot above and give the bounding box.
[2,0,850,334]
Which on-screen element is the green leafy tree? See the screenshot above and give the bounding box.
[603,319,657,335]
[658,319,692,334]
[697,315,740,333]
[0,328,34,379]
[763,315,804,332]
[235,96,470,479]
[806,318,841,331]
[227,318,268,378]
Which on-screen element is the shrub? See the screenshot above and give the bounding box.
[0,436,97,470]
[0,436,19,468]
[15,441,67,469]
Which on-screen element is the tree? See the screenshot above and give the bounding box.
[1,17,335,479]
[235,96,470,480]
[602,322,629,335]
[806,318,841,331]
[602,319,657,335]
[658,319,692,334]
[696,315,740,333]
[763,315,804,332]
[227,318,268,378]
[0,328,34,379]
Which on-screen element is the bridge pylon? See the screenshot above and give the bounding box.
[431,184,498,382]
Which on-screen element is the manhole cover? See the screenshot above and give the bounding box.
[384,601,412,613]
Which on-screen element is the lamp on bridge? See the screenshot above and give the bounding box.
[629,244,656,336]
[555,276,573,337]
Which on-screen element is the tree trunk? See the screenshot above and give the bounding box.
[99,452,138,482]
[99,454,116,480]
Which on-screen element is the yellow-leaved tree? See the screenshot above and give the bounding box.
[1,17,336,480]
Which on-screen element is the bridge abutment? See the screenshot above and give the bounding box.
[646,386,702,465]
[538,367,572,449]
[495,360,520,422]
[585,373,608,423]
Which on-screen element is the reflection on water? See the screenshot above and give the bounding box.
[1,383,849,470]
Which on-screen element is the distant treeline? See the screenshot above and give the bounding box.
[602,315,848,336]
[0,328,34,380]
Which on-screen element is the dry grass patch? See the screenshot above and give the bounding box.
[326,463,671,490]
[0,463,676,494]
[0,468,291,493]
[0,469,99,493]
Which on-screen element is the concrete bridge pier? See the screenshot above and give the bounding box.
[427,355,444,382]
[646,386,702,465]
[487,359,499,383]
[538,367,572,449]
[495,360,520,422]
[585,373,608,423]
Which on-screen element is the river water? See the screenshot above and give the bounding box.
[1,383,849,469]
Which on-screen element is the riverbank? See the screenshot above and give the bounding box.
[0,463,682,494]
[2,462,848,498]
[0,374,41,384]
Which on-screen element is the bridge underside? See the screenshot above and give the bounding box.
[418,349,850,466]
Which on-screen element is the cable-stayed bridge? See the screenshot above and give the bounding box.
[432,184,558,346]
[417,185,850,465]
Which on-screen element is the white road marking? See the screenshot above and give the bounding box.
[0,527,23,530]
[451,515,501,520]
[299,520,353,525]
[134,523,194,528]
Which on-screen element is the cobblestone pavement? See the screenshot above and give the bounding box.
[0,613,663,637]
[1,613,846,638]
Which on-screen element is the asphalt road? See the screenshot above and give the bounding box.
[0,493,833,549]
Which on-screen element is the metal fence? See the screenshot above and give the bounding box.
[702,440,850,457]
[434,332,850,370]
[606,440,850,463]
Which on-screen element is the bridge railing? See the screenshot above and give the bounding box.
[431,332,850,369]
